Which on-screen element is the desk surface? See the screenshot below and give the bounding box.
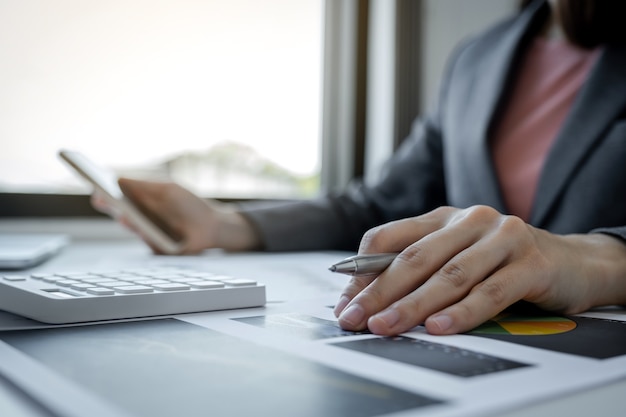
[0,238,625,417]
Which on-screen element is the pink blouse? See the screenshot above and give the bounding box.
[491,38,600,221]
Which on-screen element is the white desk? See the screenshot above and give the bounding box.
[0,234,625,417]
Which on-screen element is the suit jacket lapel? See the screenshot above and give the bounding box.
[530,45,626,226]
[462,0,548,212]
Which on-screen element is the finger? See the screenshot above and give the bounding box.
[117,177,148,196]
[366,231,511,335]
[119,178,185,242]
[337,217,491,331]
[358,207,457,255]
[118,178,178,222]
[337,208,462,314]
[333,274,377,317]
[341,208,466,308]
[118,178,160,207]
[424,263,533,335]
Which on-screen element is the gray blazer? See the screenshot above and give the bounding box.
[243,0,626,251]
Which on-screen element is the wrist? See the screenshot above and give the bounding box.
[214,206,263,251]
[566,233,626,309]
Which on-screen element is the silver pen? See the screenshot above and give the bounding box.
[328,253,399,276]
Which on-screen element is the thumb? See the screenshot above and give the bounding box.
[118,177,149,201]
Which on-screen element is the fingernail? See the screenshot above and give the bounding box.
[339,304,365,327]
[372,308,400,328]
[333,295,350,317]
[428,315,453,332]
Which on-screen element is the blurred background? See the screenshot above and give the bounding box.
[0,0,516,206]
[0,0,322,199]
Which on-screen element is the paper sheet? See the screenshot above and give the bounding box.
[172,300,626,417]
[1,241,625,417]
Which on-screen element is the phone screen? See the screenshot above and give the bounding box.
[58,150,183,254]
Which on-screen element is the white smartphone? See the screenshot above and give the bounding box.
[58,149,184,254]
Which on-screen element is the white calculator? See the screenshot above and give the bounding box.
[0,267,266,324]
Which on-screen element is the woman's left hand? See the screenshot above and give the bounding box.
[333,205,626,335]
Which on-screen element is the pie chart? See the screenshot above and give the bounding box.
[470,313,577,335]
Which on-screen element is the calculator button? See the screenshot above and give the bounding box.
[80,277,115,283]
[183,272,216,279]
[63,274,98,280]
[88,270,120,275]
[100,273,138,280]
[55,279,80,287]
[30,273,54,280]
[151,283,191,291]
[129,279,170,285]
[167,277,202,283]
[43,276,65,283]
[114,285,154,294]
[208,275,236,282]
[189,281,225,289]
[55,272,83,278]
[223,279,257,287]
[97,281,135,288]
[2,275,27,281]
[148,273,183,280]
[70,283,96,291]
[86,287,115,296]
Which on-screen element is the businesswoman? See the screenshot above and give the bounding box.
[96,0,626,336]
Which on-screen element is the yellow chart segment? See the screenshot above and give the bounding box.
[471,314,577,336]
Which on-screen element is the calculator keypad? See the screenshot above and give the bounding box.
[3,268,257,296]
[1,267,265,324]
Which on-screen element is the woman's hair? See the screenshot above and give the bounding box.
[520,0,626,48]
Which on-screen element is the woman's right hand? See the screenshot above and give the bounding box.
[91,178,262,254]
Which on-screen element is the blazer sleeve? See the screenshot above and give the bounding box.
[592,227,626,244]
[239,116,448,252]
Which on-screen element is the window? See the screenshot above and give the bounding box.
[0,0,322,200]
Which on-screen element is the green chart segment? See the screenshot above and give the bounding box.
[471,314,577,336]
